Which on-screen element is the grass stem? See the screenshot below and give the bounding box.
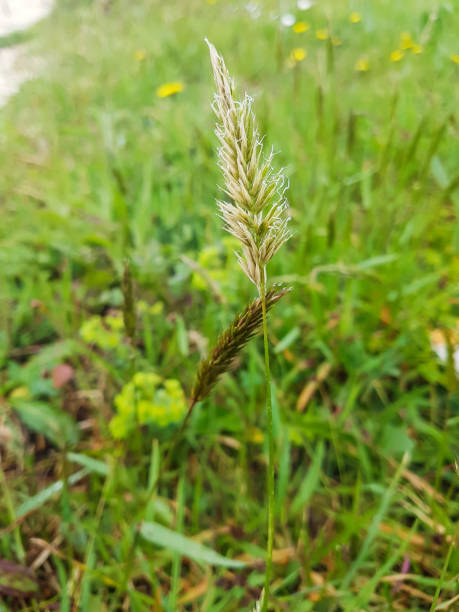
[260,274,274,612]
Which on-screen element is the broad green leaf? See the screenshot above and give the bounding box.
[140,521,246,568]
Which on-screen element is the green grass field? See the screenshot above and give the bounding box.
[1,0,458,609]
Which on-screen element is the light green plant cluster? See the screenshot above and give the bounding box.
[79,313,124,350]
[191,237,239,292]
[137,300,164,316]
[109,372,187,439]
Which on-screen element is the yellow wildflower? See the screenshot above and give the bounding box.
[248,427,264,444]
[400,32,414,50]
[291,48,307,62]
[293,21,310,34]
[411,44,423,55]
[355,58,369,72]
[350,12,362,24]
[316,29,329,40]
[332,37,342,47]
[390,50,404,62]
[206,0,217,4]
[156,82,184,98]
[135,50,146,62]
[451,54,459,65]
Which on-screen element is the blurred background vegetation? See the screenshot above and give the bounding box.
[0,0,458,610]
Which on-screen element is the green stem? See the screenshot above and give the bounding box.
[260,273,274,612]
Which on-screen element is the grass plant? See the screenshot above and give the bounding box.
[206,40,291,608]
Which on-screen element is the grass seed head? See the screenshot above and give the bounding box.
[206,40,291,291]
[191,285,290,403]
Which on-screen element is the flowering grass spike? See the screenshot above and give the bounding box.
[191,285,289,404]
[206,40,291,291]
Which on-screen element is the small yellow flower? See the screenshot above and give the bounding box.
[206,0,217,4]
[411,44,423,55]
[332,37,342,47]
[316,29,329,40]
[156,81,184,98]
[106,313,123,330]
[400,32,414,50]
[135,50,146,62]
[390,49,404,62]
[293,21,310,34]
[350,12,362,24]
[291,48,307,63]
[355,58,369,72]
[111,372,186,438]
[451,54,459,65]
[248,427,264,444]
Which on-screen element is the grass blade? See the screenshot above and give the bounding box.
[139,521,246,568]
[290,440,325,515]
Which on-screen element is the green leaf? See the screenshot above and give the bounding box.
[290,440,324,515]
[16,469,88,519]
[175,315,189,356]
[380,425,414,456]
[274,327,300,354]
[356,253,398,270]
[139,521,246,568]
[66,452,109,476]
[12,400,79,447]
[431,156,449,189]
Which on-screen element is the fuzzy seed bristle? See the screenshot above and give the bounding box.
[206,40,291,290]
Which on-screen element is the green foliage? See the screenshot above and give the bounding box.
[80,312,125,351]
[11,400,79,448]
[0,0,458,610]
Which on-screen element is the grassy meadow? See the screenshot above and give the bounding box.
[0,0,458,609]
